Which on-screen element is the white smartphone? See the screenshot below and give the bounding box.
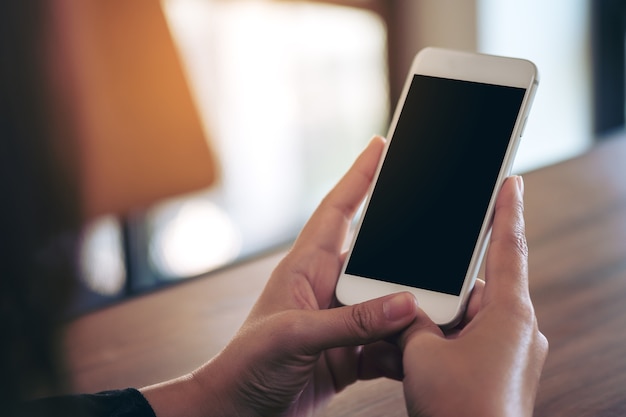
[336,47,539,328]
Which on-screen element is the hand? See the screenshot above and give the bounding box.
[142,136,419,417]
[399,176,549,417]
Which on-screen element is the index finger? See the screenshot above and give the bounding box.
[484,175,529,303]
[294,136,385,254]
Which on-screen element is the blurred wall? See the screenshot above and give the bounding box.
[386,0,477,105]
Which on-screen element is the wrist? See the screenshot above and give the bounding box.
[140,356,240,417]
[189,357,243,417]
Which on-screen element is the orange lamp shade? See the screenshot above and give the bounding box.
[52,0,218,219]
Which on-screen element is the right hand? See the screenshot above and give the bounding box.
[399,176,548,417]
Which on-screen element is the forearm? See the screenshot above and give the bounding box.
[140,373,207,417]
[140,360,233,417]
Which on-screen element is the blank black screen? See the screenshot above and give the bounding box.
[345,75,525,295]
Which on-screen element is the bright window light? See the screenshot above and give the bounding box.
[79,216,126,296]
[155,0,388,278]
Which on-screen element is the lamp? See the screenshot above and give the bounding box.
[51,0,218,219]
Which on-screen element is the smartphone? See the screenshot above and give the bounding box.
[336,47,538,328]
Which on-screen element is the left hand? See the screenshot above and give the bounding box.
[142,136,419,417]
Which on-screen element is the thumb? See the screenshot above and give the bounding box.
[301,292,419,351]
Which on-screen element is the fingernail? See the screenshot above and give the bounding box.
[383,293,418,321]
[516,175,525,195]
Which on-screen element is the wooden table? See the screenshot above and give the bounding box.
[64,135,626,416]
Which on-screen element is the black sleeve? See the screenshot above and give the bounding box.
[16,388,157,417]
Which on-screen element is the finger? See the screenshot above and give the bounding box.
[358,340,404,381]
[484,176,529,302]
[396,307,443,351]
[294,136,385,255]
[298,292,418,352]
[463,278,485,322]
[444,279,485,336]
[324,340,403,392]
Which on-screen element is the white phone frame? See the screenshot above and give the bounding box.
[336,47,539,328]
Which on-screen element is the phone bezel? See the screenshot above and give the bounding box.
[336,47,539,328]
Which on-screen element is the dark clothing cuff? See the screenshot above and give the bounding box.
[16,388,156,417]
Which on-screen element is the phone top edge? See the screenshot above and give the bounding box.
[413,47,538,89]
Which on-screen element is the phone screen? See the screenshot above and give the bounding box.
[345,74,526,296]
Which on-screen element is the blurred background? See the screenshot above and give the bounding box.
[73,0,625,313]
